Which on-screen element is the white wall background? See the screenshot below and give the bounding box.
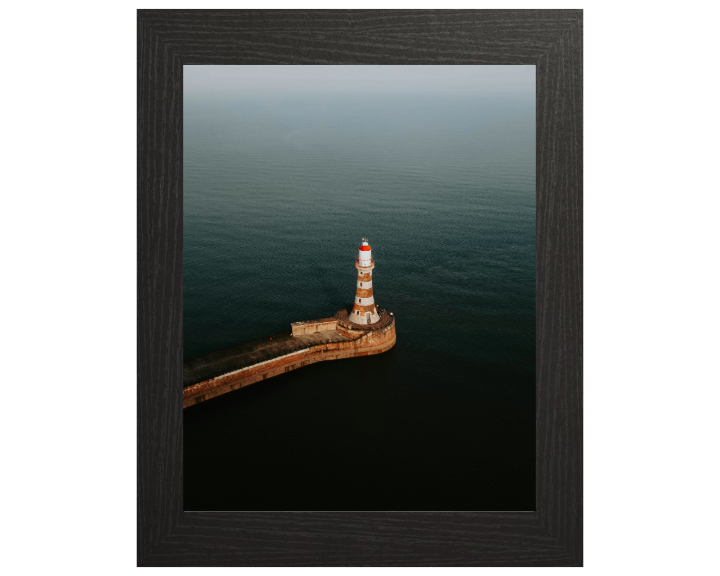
[0,1,717,574]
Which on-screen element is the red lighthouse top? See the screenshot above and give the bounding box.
[357,238,374,270]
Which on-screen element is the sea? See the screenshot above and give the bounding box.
[183,91,536,511]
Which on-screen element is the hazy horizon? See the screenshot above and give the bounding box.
[184,65,535,94]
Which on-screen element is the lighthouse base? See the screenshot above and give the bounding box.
[348,309,380,324]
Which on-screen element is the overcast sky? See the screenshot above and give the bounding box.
[184,65,535,94]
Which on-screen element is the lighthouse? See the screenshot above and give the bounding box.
[350,238,381,325]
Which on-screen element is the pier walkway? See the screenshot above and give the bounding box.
[184,329,352,388]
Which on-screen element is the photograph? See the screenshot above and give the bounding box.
[182,65,536,512]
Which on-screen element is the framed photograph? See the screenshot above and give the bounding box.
[138,9,582,566]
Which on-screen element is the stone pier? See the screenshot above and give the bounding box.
[183,308,396,408]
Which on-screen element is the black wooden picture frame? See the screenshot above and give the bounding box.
[138,9,582,566]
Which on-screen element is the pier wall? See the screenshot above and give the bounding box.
[183,317,395,408]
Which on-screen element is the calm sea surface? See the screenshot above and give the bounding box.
[183,92,536,511]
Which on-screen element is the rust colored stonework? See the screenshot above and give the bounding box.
[350,304,377,315]
[355,287,374,298]
[183,309,396,408]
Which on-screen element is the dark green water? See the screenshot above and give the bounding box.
[183,92,536,511]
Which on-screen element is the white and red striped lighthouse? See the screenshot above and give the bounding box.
[350,238,381,325]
